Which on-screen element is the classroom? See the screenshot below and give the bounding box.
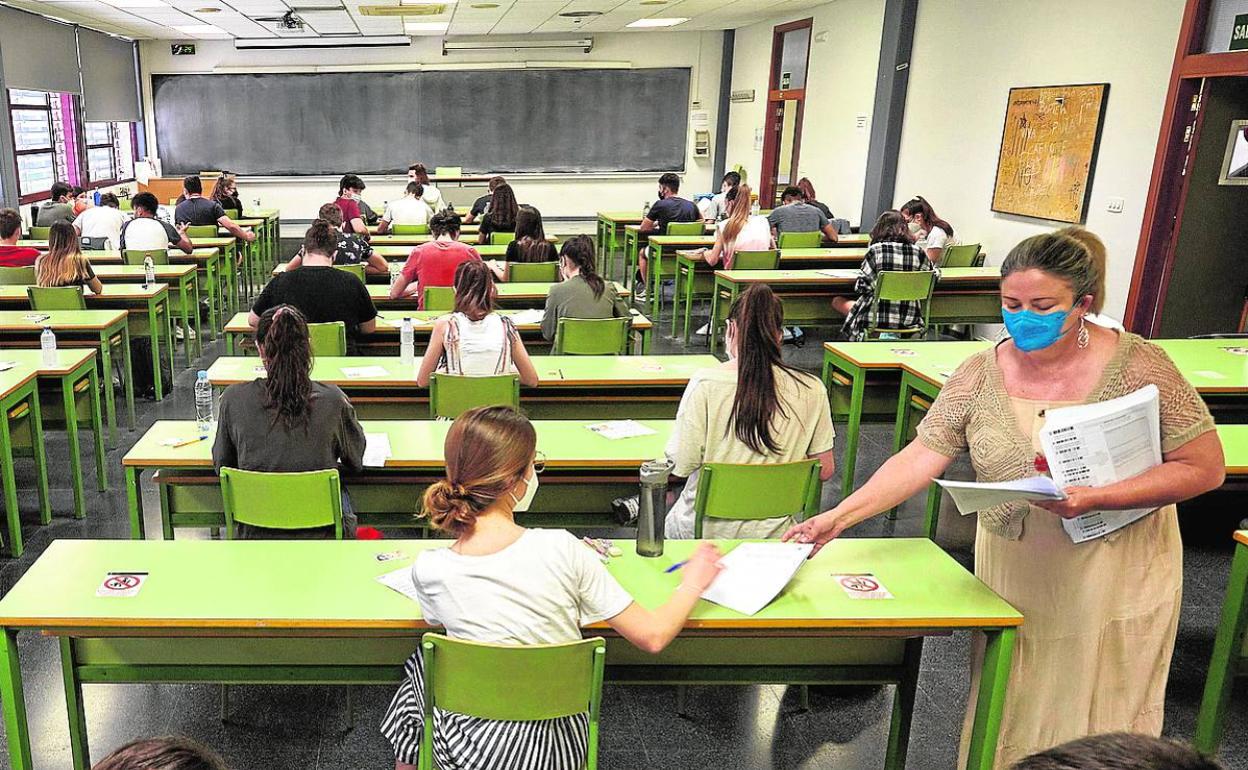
[0,0,1245,769]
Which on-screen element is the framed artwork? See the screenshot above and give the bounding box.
[990,83,1110,223]
[1219,119,1248,185]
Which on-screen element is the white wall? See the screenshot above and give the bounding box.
[894,0,1184,320]
[138,32,724,220]
[725,0,884,226]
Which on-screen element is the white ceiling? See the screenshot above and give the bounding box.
[0,0,831,41]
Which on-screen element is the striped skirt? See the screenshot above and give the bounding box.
[380,647,590,770]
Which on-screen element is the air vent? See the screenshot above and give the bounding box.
[358,4,446,16]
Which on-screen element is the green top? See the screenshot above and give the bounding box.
[541,275,632,340]
[368,282,628,302]
[206,354,717,387]
[649,235,715,247]
[1218,425,1248,475]
[0,348,95,375]
[224,310,653,334]
[0,361,37,399]
[243,209,280,220]
[14,245,220,262]
[1154,338,1248,392]
[0,284,167,303]
[0,537,1021,631]
[370,245,508,259]
[825,340,994,370]
[93,264,197,280]
[714,266,1000,284]
[0,309,127,331]
[188,237,237,250]
[124,418,673,469]
[598,211,645,223]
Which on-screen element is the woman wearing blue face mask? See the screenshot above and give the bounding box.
[783,226,1225,768]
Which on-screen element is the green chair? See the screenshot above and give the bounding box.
[307,322,347,357]
[490,232,517,246]
[553,317,631,355]
[731,248,780,270]
[679,249,778,345]
[334,263,366,282]
[777,231,822,248]
[419,634,606,770]
[429,373,520,419]
[423,285,455,312]
[0,266,35,285]
[507,262,559,282]
[28,226,51,241]
[939,243,983,268]
[117,197,133,212]
[122,249,169,266]
[185,225,217,239]
[223,209,240,220]
[665,221,704,237]
[219,467,343,539]
[27,286,85,310]
[391,224,430,235]
[863,270,938,340]
[692,460,823,537]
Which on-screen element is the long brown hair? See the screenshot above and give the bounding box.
[901,196,954,237]
[409,163,431,184]
[869,210,914,245]
[453,260,497,321]
[36,222,92,287]
[796,178,818,203]
[302,219,337,258]
[512,205,549,263]
[254,305,314,430]
[317,202,344,229]
[211,173,236,203]
[726,284,811,454]
[559,235,605,300]
[421,406,536,536]
[487,183,518,230]
[93,736,227,770]
[719,183,754,249]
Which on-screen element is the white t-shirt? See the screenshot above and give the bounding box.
[75,206,127,250]
[919,225,952,253]
[383,197,434,227]
[697,192,729,222]
[717,215,772,265]
[119,217,179,252]
[442,312,516,376]
[411,529,634,645]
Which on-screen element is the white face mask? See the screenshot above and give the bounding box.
[509,471,538,512]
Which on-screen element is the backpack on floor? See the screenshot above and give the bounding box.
[129,336,173,401]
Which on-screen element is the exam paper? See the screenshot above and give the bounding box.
[341,366,389,379]
[363,433,393,468]
[701,542,814,615]
[509,309,547,326]
[586,420,657,440]
[935,476,1066,515]
[0,361,15,372]
[816,269,859,278]
[1039,385,1162,543]
[376,565,421,603]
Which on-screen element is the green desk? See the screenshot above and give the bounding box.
[222,309,654,356]
[1154,339,1248,421]
[595,211,644,278]
[708,268,1003,354]
[368,223,481,236]
[94,265,201,365]
[123,419,673,537]
[226,219,265,298]
[0,311,133,443]
[672,248,870,342]
[368,281,628,311]
[243,208,281,277]
[206,354,716,419]
[0,363,48,556]
[0,537,1020,770]
[632,233,714,318]
[370,234,554,248]
[188,236,239,317]
[0,349,106,521]
[370,243,508,261]
[1196,527,1248,756]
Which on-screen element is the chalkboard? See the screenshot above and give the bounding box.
[152,69,691,176]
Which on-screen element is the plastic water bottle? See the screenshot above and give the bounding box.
[641,201,650,219]
[388,262,400,289]
[253,198,261,209]
[40,326,56,367]
[751,197,760,216]
[400,317,415,367]
[194,370,213,438]
[143,256,155,288]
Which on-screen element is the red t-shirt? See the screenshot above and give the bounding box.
[401,240,482,310]
[335,196,363,227]
[0,246,41,268]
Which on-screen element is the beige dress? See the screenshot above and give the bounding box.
[915,332,1215,769]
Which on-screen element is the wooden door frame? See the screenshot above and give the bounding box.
[1126,0,1248,335]
[759,17,813,204]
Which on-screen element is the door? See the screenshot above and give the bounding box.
[760,19,812,207]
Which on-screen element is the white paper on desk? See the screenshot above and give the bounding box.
[935,476,1066,515]
[509,309,546,326]
[0,361,14,372]
[376,565,420,603]
[1038,385,1162,543]
[22,314,49,323]
[363,433,393,468]
[386,316,431,328]
[342,366,389,379]
[701,542,814,615]
[586,420,656,440]
[816,269,859,278]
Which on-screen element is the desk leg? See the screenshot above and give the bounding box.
[883,637,923,770]
[88,366,107,491]
[670,260,681,338]
[709,284,721,356]
[179,284,193,369]
[837,364,866,499]
[1195,541,1248,753]
[59,638,90,770]
[964,627,1015,770]
[226,331,236,356]
[624,232,637,289]
[60,376,86,518]
[639,328,651,355]
[191,281,203,358]
[27,389,50,525]
[0,412,20,556]
[887,374,916,520]
[125,465,145,539]
[120,329,135,430]
[97,337,118,446]
[649,246,661,321]
[0,628,32,770]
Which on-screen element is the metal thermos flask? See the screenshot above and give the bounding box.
[636,459,673,557]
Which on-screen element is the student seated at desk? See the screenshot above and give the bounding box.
[901,196,956,261]
[380,405,724,770]
[697,170,740,222]
[211,172,243,214]
[541,235,629,340]
[464,175,504,225]
[636,172,700,302]
[35,182,77,227]
[408,163,446,212]
[0,208,40,267]
[334,174,371,239]
[476,182,519,245]
[74,193,125,250]
[767,185,838,244]
[71,187,89,217]
[287,203,388,276]
[377,182,434,234]
[488,205,557,279]
[93,735,227,770]
[692,183,773,269]
[662,284,835,539]
[415,261,538,387]
[832,210,939,341]
[214,305,366,539]
[36,223,104,294]
[174,176,256,245]
[391,211,482,309]
[797,177,833,220]
[119,193,193,255]
[250,220,377,341]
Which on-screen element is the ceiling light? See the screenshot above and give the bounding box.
[400,0,452,5]
[443,38,592,53]
[101,0,167,7]
[626,17,688,28]
[235,35,411,49]
[469,2,499,7]
[194,6,222,12]
[559,10,601,18]
[640,0,668,4]
[405,21,449,33]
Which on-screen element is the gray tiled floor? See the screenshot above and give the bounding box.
[0,280,1244,769]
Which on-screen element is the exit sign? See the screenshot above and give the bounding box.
[1233,14,1248,51]
[171,43,196,55]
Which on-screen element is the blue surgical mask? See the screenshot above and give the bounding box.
[1003,308,1070,352]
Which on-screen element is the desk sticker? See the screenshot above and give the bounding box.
[1193,370,1227,380]
[889,349,917,357]
[375,551,409,563]
[1221,347,1248,356]
[639,363,664,372]
[834,574,893,600]
[0,361,14,372]
[97,572,147,597]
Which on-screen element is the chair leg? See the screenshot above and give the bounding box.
[675,685,689,717]
[345,686,356,731]
[799,685,811,712]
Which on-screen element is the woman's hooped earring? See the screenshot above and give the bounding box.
[1077,315,1090,349]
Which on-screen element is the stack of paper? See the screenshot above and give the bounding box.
[935,476,1066,514]
[363,432,393,468]
[586,420,656,440]
[377,565,420,603]
[701,542,814,615]
[510,309,547,326]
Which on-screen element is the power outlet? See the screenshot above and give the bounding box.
[1107,197,1125,214]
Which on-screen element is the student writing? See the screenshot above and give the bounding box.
[464,175,505,225]
[390,211,482,309]
[74,193,126,250]
[832,210,939,341]
[407,163,446,212]
[767,185,838,243]
[35,222,103,294]
[211,172,243,214]
[119,193,193,255]
[901,196,955,261]
[541,235,629,341]
[476,182,519,245]
[287,203,388,276]
[693,183,773,269]
[697,170,741,222]
[174,176,256,244]
[636,172,699,302]
[377,182,434,235]
[489,205,557,280]
[35,182,77,227]
[0,209,40,267]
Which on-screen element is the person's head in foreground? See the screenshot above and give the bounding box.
[999,226,1106,354]
[1011,733,1224,770]
[92,736,227,770]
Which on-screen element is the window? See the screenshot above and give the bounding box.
[84,121,137,185]
[9,89,62,200]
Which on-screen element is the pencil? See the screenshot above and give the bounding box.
[172,436,207,448]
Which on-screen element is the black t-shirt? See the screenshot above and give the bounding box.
[505,239,558,264]
[251,266,377,338]
[479,212,516,240]
[470,195,491,218]
[645,196,699,234]
[333,233,374,265]
[174,197,226,226]
[216,194,244,215]
[809,200,833,219]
